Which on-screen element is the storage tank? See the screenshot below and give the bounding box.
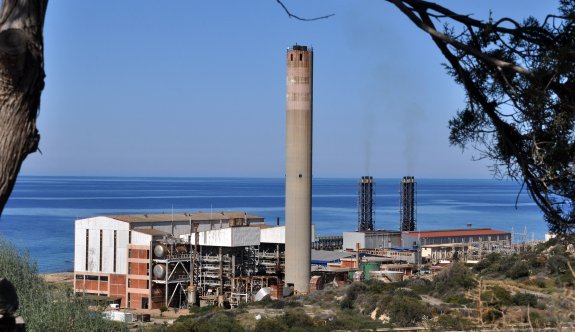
[153,264,166,279]
[153,244,169,259]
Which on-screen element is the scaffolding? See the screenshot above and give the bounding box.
[151,240,192,309]
[150,229,286,308]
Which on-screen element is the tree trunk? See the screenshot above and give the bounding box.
[0,0,48,216]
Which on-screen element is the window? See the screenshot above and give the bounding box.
[85,275,98,281]
[299,54,302,61]
[100,276,108,282]
[129,231,132,244]
[75,274,84,280]
[99,230,103,271]
[128,279,132,288]
[113,230,117,273]
[290,54,293,61]
[85,229,89,271]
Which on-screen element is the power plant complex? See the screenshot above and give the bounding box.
[74,45,514,310]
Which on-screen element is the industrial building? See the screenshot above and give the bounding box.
[73,212,285,309]
[402,228,512,263]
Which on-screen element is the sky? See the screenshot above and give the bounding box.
[20,0,560,178]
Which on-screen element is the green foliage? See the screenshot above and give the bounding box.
[169,311,245,332]
[474,253,502,274]
[253,317,289,332]
[385,289,430,327]
[431,315,477,331]
[0,237,118,332]
[490,286,512,306]
[547,254,568,274]
[390,0,575,232]
[433,262,477,301]
[511,292,538,307]
[506,261,530,279]
[340,282,366,309]
[482,308,502,323]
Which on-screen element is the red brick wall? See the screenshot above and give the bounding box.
[128,262,149,276]
[109,274,126,307]
[129,249,149,259]
[128,292,149,309]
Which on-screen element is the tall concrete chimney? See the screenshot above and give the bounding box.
[285,45,313,294]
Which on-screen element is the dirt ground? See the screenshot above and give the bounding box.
[40,272,74,284]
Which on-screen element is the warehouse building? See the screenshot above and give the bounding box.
[73,212,267,309]
[402,228,512,263]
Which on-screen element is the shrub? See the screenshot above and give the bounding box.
[169,312,245,332]
[253,317,289,332]
[433,262,477,300]
[512,292,538,307]
[490,286,512,306]
[474,253,502,273]
[0,237,117,331]
[280,308,314,330]
[547,254,568,274]
[506,261,530,279]
[387,292,429,327]
[482,308,502,323]
[432,315,477,331]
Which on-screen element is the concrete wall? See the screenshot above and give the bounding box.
[181,227,260,247]
[74,217,130,274]
[261,226,285,244]
[343,232,365,250]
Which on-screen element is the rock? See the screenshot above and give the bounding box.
[0,278,19,316]
[0,278,24,331]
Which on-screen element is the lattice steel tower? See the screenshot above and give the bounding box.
[400,176,417,231]
[358,176,375,231]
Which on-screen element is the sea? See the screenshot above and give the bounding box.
[0,176,547,273]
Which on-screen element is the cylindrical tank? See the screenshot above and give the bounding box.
[285,45,313,295]
[153,264,166,279]
[187,285,197,306]
[153,244,169,259]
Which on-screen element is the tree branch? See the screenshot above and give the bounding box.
[275,0,334,21]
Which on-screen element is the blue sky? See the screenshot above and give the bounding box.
[21,1,558,178]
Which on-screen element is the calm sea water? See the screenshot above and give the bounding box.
[0,176,546,273]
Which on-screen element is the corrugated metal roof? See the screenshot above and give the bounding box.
[405,228,509,238]
[311,250,355,263]
[106,212,264,223]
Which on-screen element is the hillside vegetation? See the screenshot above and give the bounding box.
[0,237,124,332]
[153,236,574,331]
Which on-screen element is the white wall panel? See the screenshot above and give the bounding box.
[260,226,285,244]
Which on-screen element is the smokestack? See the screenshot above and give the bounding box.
[358,176,375,231]
[400,176,417,231]
[285,44,313,294]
